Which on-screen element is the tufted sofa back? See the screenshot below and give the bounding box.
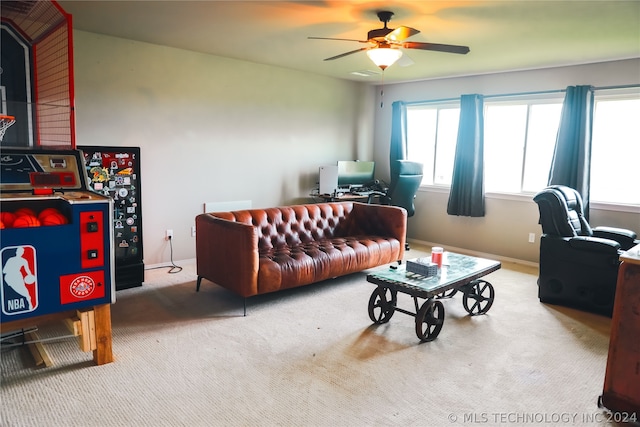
[210,203,357,251]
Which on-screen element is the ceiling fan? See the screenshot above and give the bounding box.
[309,11,470,70]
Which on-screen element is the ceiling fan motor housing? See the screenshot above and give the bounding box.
[368,11,394,41]
[377,11,394,24]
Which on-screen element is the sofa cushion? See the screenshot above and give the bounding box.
[256,235,398,293]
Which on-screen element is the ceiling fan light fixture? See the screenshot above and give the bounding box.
[366,47,403,70]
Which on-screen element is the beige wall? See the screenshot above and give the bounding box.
[408,190,544,263]
[72,31,375,265]
[373,59,640,264]
[73,30,638,267]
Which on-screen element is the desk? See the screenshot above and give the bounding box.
[311,193,371,203]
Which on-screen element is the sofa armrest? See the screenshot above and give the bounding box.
[349,202,407,257]
[569,236,621,254]
[592,226,638,250]
[195,213,259,297]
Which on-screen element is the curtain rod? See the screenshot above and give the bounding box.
[404,84,639,106]
[593,83,639,91]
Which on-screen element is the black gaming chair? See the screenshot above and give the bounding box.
[368,160,424,250]
[533,185,638,316]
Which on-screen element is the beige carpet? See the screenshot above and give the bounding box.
[1,246,620,427]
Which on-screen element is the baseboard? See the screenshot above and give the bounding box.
[407,238,539,269]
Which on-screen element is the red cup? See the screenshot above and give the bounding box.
[431,247,444,268]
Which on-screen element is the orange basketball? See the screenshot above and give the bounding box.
[12,214,41,228]
[38,207,66,221]
[14,207,36,218]
[0,211,16,228]
[40,211,69,226]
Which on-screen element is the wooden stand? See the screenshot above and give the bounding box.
[25,331,53,367]
[600,245,640,417]
[0,303,113,366]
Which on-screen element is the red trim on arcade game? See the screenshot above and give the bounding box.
[32,42,41,146]
[67,13,76,148]
[79,211,105,270]
[50,1,76,148]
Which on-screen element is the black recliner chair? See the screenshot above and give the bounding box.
[533,185,638,316]
[368,160,423,250]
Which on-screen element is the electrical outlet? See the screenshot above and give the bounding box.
[166,229,173,240]
[191,226,196,237]
[528,232,535,243]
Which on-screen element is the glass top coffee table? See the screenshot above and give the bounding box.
[366,252,501,342]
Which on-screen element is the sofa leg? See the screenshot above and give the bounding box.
[196,276,202,292]
[243,298,247,317]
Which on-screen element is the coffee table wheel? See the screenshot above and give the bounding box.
[437,288,458,299]
[415,300,445,342]
[368,287,397,324]
[462,280,495,315]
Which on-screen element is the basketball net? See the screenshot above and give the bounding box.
[0,115,16,142]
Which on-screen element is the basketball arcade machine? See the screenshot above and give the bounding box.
[1,1,115,365]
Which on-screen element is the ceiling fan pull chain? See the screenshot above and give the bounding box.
[380,72,385,108]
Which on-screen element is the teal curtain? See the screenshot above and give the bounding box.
[389,101,407,190]
[447,94,485,217]
[548,85,594,219]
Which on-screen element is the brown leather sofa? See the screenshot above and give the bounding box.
[195,202,407,298]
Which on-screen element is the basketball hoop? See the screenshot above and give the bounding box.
[0,115,16,142]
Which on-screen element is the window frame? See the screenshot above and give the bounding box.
[406,102,460,188]
[482,94,564,196]
[589,87,640,209]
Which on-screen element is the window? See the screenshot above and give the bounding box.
[407,105,459,186]
[521,104,563,192]
[591,94,640,205]
[484,100,562,193]
[406,89,640,206]
[484,104,528,193]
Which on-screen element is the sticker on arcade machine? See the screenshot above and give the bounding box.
[59,270,106,304]
[1,245,39,316]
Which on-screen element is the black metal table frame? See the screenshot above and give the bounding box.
[366,256,501,342]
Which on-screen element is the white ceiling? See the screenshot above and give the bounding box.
[57,0,640,85]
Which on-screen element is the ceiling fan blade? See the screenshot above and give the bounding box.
[308,37,369,44]
[324,47,369,61]
[385,26,420,42]
[403,41,470,55]
[397,53,415,67]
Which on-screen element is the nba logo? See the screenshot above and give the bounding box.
[1,245,38,316]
